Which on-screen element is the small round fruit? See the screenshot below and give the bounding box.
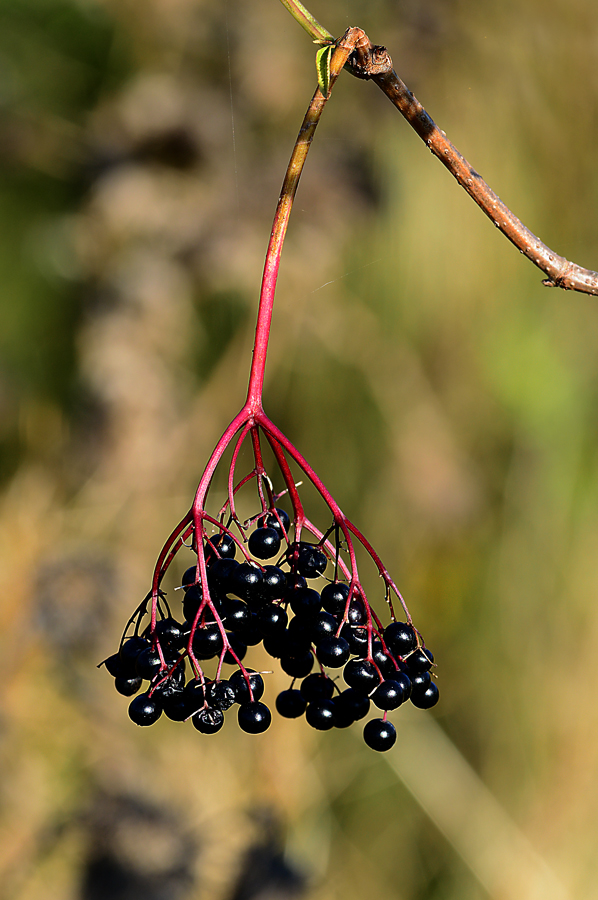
[276,689,307,718]
[192,625,224,660]
[256,602,287,636]
[103,653,124,677]
[228,669,265,704]
[120,636,149,668]
[257,508,291,537]
[135,646,163,680]
[248,527,281,560]
[406,648,434,674]
[115,674,142,696]
[192,707,224,734]
[343,659,381,692]
[128,693,162,726]
[410,681,439,709]
[280,651,314,678]
[296,543,327,579]
[335,688,370,721]
[300,672,335,702]
[154,618,185,649]
[206,680,236,711]
[384,621,417,657]
[363,718,396,751]
[340,624,368,656]
[230,563,264,602]
[222,633,248,664]
[308,611,337,644]
[315,636,350,668]
[371,679,407,711]
[289,587,322,618]
[320,581,350,615]
[306,700,336,731]
[260,565,287,600]
[238,701,272,734]
[205,533,236,562]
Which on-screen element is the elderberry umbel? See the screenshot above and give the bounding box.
[99,32,440,752]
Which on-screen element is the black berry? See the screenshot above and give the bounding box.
[128,693,162,726]
[280,651,314,678]
[371,679,407,711]
[363,718,396,752]
[410,680,439,709]
[343,659,381,692]
[320,581,350,615]
[115,674,142,696]
[228,669,265,704]
[276,689,307,718]
[300,672,335,702]
[238,701,272,734]
[257,508,291,537]
[306,700,336,730]
[192,707,224,734]
[384,621,417,657]
[315,635,350,668]
[248,526,281,560]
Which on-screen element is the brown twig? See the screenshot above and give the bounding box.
[344,31,598,296]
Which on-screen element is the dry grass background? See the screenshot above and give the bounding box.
[1,0,598,898]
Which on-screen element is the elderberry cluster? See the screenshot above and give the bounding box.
[102,508,438,751]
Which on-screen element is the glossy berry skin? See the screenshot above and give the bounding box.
[256,602,287,636]
[340,624,368,656]
[230,563,264,602]
[345,600,367,626]
[384,621,417,657]
[280,651,314,678]
[406,648,434,674]
[115,675,142,696]
[228,669,265,704]
[223,597,252,631]
[135,646,163,680]
[363,718,397,752]
[320,581,350,615]
[371,679,407,711]
[154,618,185,649]
[182,565,199,589]
[233,614,263,646]
[410,680,439,709]
[192,625,224,660]
[248,527,281,560]
[208,557,239,593]
[410,671,430,694]
[257,507,291,537]
[300,673,335,702]
[182,585,203,621]
[205,533,237,562]
[276,689,307,718]
[238,701,272,734]
[306,700,336,731]
[295,543,327,579]
[120,636,149,668]
[343,659,381,693]
[128,693,162,726]
[192,707,224,734]
[316,636,350,668]
[289,587,322,618]
[260,566,287,601]
[335,688,370,721]
[371,641,398,679]
[308,611,337,644]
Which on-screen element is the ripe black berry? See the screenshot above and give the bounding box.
[257,507,291,537]
[120,636,149,668]
[115,674,142,696]
[238,701,272,734]
[192,624,224,659]
[128,693,162,726]
[260,565,287,600]
[335,688,370,722]
[223,597,251,631]
[228,669,265,704]
[371,679,407,711]
[248,526,281,560]
[205,533,237,562]
[182,584,203,621]
[406,648,434,674]
[289,587,322,618]
[410,680,439,709]
[300,672,335,702]
[154,618,185,649]
[276,689,307,718]
[192,707,224,734]
[345,599,367,626]
[230,563,264,602]
[305,700,336,731]
[384,621,417,657]
[315,635,350,668]
[208,557,239,593]
[135,646,163,680]
[363,718,396,752]
[295,543,327,579]
[308,611,337,644]
[103,653,125,677]
[371,640,398,679]
[320,581,350,615]
[343,659,381,692]
[340,623,368,655]
[182,565,199,589]
[256,602,287,636]
[280,651,314,678]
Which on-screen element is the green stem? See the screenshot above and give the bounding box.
[278,0,333,42]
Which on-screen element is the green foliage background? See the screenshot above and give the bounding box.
[1,1,598,898]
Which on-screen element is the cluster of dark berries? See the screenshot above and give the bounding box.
[102,505,438,752]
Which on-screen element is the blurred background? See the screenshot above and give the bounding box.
[1,0,598,898]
